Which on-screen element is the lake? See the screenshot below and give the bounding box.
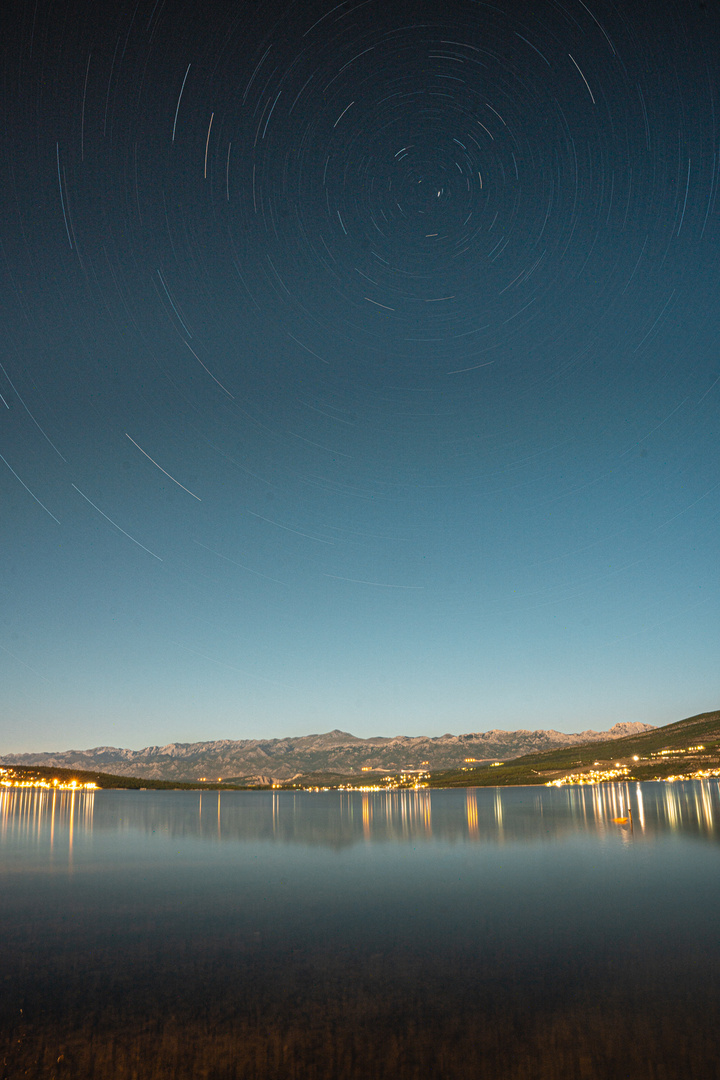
[2,782,719,1078]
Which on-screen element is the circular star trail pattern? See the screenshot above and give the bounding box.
[1,0,719,748]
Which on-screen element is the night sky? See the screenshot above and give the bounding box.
[2,0,719,753]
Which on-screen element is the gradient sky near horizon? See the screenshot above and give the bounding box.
[1,0,719,753]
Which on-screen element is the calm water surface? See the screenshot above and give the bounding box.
[2,783,719,1079]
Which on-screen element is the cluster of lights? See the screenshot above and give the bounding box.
[546,743,716,787]
[546,765,631,787]
[660,767,720,783]
[0,771,98,791]
[651,745,705,758]
[322,771,431,793]
[384,770,429,790]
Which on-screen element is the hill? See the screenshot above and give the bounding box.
[2,711,716,791]
[0,722,652,784]
[0,764,254,791]
[428,709,720,787]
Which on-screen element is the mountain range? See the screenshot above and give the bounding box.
[2,722,653,784]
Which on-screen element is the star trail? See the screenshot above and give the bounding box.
[1,0,718,751]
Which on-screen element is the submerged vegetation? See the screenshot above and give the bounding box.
[4,947,719,1080]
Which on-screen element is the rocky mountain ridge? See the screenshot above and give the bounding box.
[2,722,653,783]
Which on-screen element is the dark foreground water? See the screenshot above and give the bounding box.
[2,782,720,1079]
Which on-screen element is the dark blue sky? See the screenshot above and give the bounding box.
[2,0,718,752]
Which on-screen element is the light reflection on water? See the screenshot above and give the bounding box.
[1,780,718,857]
[0,785,95,862]
[2,781,720,1078]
